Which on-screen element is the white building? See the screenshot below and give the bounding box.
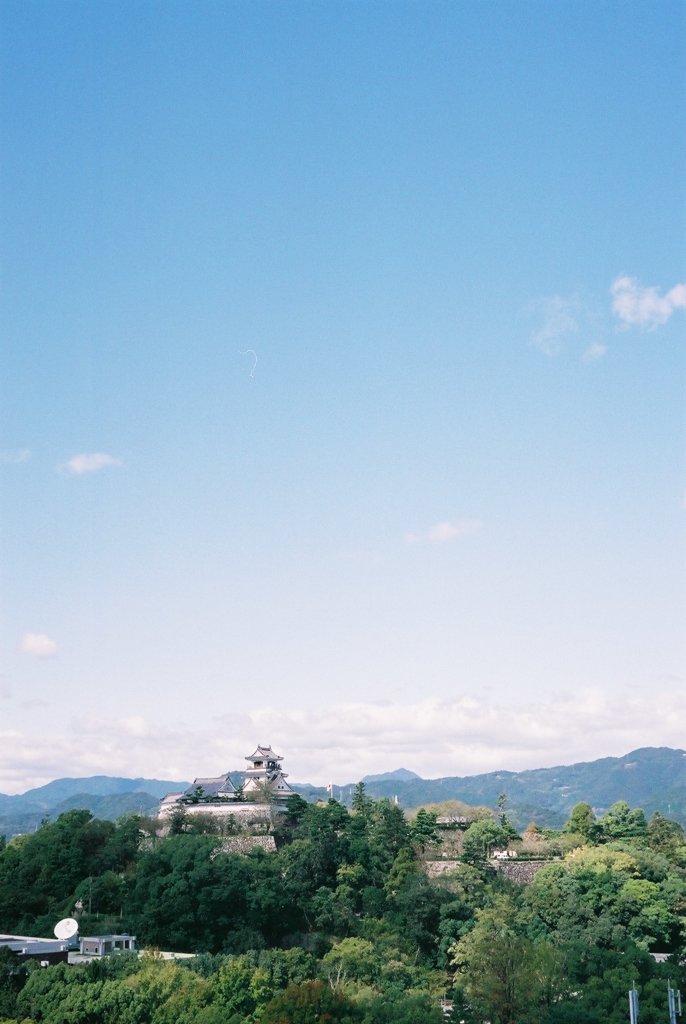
[159,743,293,821]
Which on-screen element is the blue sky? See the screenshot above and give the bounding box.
[1,1,684,792]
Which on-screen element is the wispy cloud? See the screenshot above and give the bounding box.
[582,342,607,363]
[529,295,580,356]
[529,274,684,361]
[19,632,58,658]
[0,448,31,464]
[1,690,684,794]
[611,275,686,330]
[60,452,123,476]
[405,518,482,545]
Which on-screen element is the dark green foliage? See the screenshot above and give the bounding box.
[451,893,564,1024]
[461,818,511,863]
[647,810,685,853]
[0,946,30,1019]
[259,979,360,1024]
[545,943,686,1023]
[564,802,600,841]
[0,810,140,933]
[524,844,686,952]
[410,809,439,849]
[1,793,685,1024]
[358,992,444,1023]
[598,801,648,841]
[351,783,371,818]
[127,836,291,953]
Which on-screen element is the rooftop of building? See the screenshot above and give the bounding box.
[245,745,282,762]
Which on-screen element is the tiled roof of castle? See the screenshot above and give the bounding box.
[182,774,235,798]
[245,745,282,762]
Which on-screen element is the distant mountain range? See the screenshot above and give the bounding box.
[1,747,684,837]
[0,776,188,837]
[353,747,686,828]
[361,768,423,784]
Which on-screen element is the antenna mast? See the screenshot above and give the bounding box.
[668,980,682,1024]
[629,982,639,1024]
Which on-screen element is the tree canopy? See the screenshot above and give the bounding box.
[0,792,684,1024]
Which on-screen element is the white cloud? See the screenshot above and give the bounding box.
[529,295,580,355]
[582,342,607,363]
[19,632,58,658]
[3,689,683,794]
[406,519,482,545]
[611,275,686,331]
[529,274,684,359]
[0,448,31,464]
[60,453,123,475]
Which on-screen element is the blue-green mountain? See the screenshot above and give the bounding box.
[1,747,684,836]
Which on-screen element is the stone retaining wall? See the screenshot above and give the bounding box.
[211,835,277,858]
[425,858,551,884]
[489,859,550,884]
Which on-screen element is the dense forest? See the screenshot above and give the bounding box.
[0,788,684,1024]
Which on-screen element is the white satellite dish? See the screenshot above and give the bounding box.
[54,917,79,941]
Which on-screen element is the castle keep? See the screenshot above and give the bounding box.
[159,744,293,822]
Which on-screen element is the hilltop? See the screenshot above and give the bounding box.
[1,746,684,836]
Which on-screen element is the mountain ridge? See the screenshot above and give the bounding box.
[361,768,422,783]
[1,747,684,834]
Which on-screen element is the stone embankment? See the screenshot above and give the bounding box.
[210,835,277,858]
[490,858,550,884]
[425,858,551,884]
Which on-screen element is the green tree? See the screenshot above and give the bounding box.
[211,955,266,1019]
[322,938,380,989]
[451,894,562,1024]
[386,867,446,956]
[564,802,599,842]
[461,819,510,864]
[0,949,29,1021]
[410,810,439,850]
[525,845,686,952]
[256,948,317,990]
[167,807,189,835]
[0,810,124,934]
[351,783,371,819]
[646,811,685,856]
[437,863,488,966]
[598,802,647,842]
[259,979,360,1024]
[496,793,518,839]
[358,991,444,1023]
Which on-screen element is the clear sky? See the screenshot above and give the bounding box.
[1,0,685,793]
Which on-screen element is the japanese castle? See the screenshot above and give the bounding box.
[159,744,294,820]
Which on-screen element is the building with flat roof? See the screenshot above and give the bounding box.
[79,934,137,956]
[0,934,69,966]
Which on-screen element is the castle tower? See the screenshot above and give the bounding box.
[243,744,293,801]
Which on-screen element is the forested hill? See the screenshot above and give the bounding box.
[350,747,686,828]
[1,747,684,836]
[1,784,685,1024]
[0,776,189,837]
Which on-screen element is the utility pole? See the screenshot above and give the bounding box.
[668,980,682,1024]
[629,982,639,1024]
